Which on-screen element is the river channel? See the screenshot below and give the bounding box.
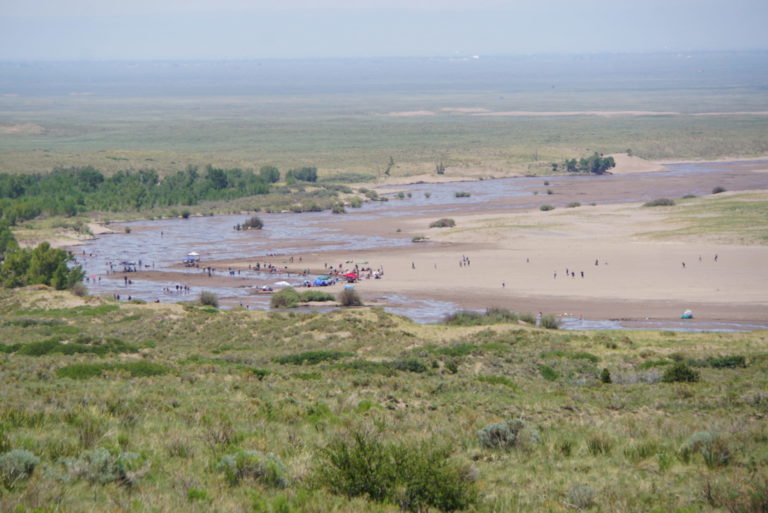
[73,160,768,331]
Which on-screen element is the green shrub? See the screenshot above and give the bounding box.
[411,235,428,243]
[187,487,210,502]
[712,186,727,194]
[477,418,540,450]
[643,198,675,207]
[318,431,476,512]
[570,351,599,363]
[454,191,471,198]
[271,287,301,308]
[429,218,456,228]
[300,290,334,302]
[199,291,219,308]
[56,362,169,379]
[600,368,612,384]
[692,355,747,368]
[338,288,363,307]
[62,448,145,485]
[0,449,40,489]
[443,308,520,326]
[662,362,700,383]
[217,450,289,487]
[14,337,138,357]
[389,359,428,373]
[540,315,561,329]
[331,203,346,214]
[566,201,581,208]
[539,204,554,211]
[539,365,559,381]
[274,350,352,365]
[639,359,673,370]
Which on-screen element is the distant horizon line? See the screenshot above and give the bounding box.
[1,49,767,64]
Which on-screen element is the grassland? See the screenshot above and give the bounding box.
[640,191,768,245]
[1,287,767,512]
[2,54,768,179]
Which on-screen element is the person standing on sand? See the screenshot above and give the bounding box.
[412,262,415,270]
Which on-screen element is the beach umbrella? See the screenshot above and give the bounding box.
[317,275,331,281]
[342,272,359,279]
[188,252,200,256]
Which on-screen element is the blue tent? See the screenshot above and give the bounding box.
[313,278,330,287]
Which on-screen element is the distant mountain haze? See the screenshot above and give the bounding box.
[1,0,766,60]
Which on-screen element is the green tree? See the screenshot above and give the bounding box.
[1,242,83,290]
[0,220,18,259]
[259,166,280,183]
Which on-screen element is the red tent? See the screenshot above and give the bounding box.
[342,272,359,281]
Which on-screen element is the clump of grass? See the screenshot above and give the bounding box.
[539,365,559,381]
[712,186,727,194]
[454,191,471,198]
[566,484,595,509]
[429,218,456,228]
[586,434,614,456]
[274,350,353,365]
[643,198,675,207]
[477,418,540,450]
[411,235,428,243]
[338,288,363,307]
[680,431,731,468]
[540,204,554,211]
[217,450,289,487]
[566,201,581,208]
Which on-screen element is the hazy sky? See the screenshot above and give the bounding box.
[1,0,767,60]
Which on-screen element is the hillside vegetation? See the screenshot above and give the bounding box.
[0,287,766,512]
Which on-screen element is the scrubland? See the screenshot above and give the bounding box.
[1,287,766,512]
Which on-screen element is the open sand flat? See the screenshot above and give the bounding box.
[238,193,768,324]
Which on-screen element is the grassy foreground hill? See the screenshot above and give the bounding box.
[0,287,767,512]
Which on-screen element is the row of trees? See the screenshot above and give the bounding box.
[553,153,616,175]
[0,164,312,225]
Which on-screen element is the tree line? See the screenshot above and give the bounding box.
[553,153,616,174]
[0,164,310,225]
